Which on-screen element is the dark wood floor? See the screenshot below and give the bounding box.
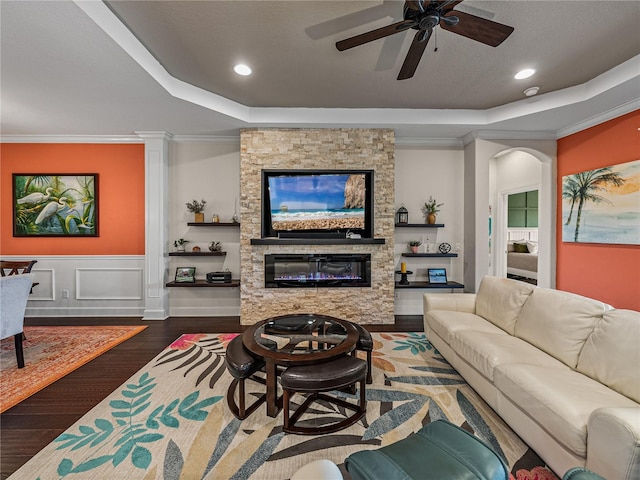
[0,315,422,479]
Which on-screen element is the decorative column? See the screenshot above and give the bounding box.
[137,131,171,320]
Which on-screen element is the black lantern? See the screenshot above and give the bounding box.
[396,204,409,224]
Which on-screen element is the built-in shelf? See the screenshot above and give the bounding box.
[166,279,240,288]
[401,253,458,258]
[187,222,240,227]
[250,238,386,245]
[395,223,444,228]
[169,251,227,256]
[395,281,464,289]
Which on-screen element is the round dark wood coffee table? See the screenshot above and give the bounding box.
[243,313,359,417]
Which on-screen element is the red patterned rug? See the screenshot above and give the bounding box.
[0,325,146,412]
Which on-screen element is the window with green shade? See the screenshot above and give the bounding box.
[508,190,538,227]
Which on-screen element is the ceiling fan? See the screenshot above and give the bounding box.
[336,0,514,80]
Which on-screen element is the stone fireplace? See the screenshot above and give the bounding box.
[239,128,395,325]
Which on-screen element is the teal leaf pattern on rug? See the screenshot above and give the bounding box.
[52,371,221,477]
[391,332,436,355]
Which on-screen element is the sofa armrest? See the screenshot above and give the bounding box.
[423,293,477,314]
[586,407,640,480]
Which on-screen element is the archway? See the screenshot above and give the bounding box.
[463,139,555,291]
[488,147,554,289]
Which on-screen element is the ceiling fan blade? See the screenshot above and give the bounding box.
[336,20,415,51]
[440,10,513,47]
[439,0,465,13]
[397,29,432,80]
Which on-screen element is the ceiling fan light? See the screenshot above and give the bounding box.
[524,86,540,97]
[233,64,252,76]
[514,68,536,80]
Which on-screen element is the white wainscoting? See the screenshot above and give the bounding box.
[8,256,146,317]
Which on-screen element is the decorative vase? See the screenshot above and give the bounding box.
[177,245,185,252]
[410,245,419,254]
[194,212,205,223]
[426,213,437,224]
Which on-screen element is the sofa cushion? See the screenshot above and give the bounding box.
[515,288,608,368]
[476,276,535,335]
[495,364,639,458]
[426,311,506,346]
[577,309,640,403]
[451,331,569,382]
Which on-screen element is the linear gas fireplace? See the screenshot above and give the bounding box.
[265,254,371,288]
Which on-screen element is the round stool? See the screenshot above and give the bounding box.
[224,335,266,420]
[281,355,367,435]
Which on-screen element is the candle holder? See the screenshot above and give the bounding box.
[395,270,413,285]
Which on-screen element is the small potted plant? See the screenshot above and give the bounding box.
[422,196,443,224]
[174,238,189,252]
[186,199,207,223]
[408,240,422,254]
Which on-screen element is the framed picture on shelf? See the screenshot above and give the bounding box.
[428,268,447,284]
[175,267,196,283]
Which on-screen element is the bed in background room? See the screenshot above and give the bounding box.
[506,228,538,282]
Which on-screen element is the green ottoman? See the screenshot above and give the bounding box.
[345,420,509,480]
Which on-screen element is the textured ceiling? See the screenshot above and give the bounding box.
[1,1,639,138]
[104,0,640,109]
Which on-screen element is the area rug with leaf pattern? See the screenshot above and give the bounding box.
[0,325,147,413]
[8,332,559,480]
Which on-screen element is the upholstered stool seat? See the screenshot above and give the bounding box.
[281,355,367,435]
[345,419,509,480]
[224,335,266,420]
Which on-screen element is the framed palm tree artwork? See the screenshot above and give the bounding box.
[13,174,98,237]
[562,160,639,245]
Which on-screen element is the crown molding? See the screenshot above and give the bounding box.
[0,135,143,144]
[170,135,240,144]
[556,100,640,139]
[461,130,557,146]
[395,137,463,148]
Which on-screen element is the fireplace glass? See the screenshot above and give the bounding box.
[265,254,371,288]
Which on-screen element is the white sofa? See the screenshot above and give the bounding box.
[423,276,640,480]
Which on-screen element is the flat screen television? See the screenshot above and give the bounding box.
[261,169,374,239]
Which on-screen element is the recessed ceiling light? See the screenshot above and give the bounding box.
[514,68,536,80]
[524,86,540,97]
[233,64,252,76]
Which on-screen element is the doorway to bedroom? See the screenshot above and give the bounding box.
[504,189,539,285]
[491,150,541,285]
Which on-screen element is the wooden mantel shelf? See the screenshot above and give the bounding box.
[250,238,385,245]
[166,279,240,288]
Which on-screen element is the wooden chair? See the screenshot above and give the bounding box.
[1,260,38,292]
[0,260,37,277]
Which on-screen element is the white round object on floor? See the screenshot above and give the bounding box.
[291,459,343,480]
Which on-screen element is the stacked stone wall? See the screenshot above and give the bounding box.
[239,128,395,325]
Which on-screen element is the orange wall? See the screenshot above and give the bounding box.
[1,143,145,255]
[557,110,640,310]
